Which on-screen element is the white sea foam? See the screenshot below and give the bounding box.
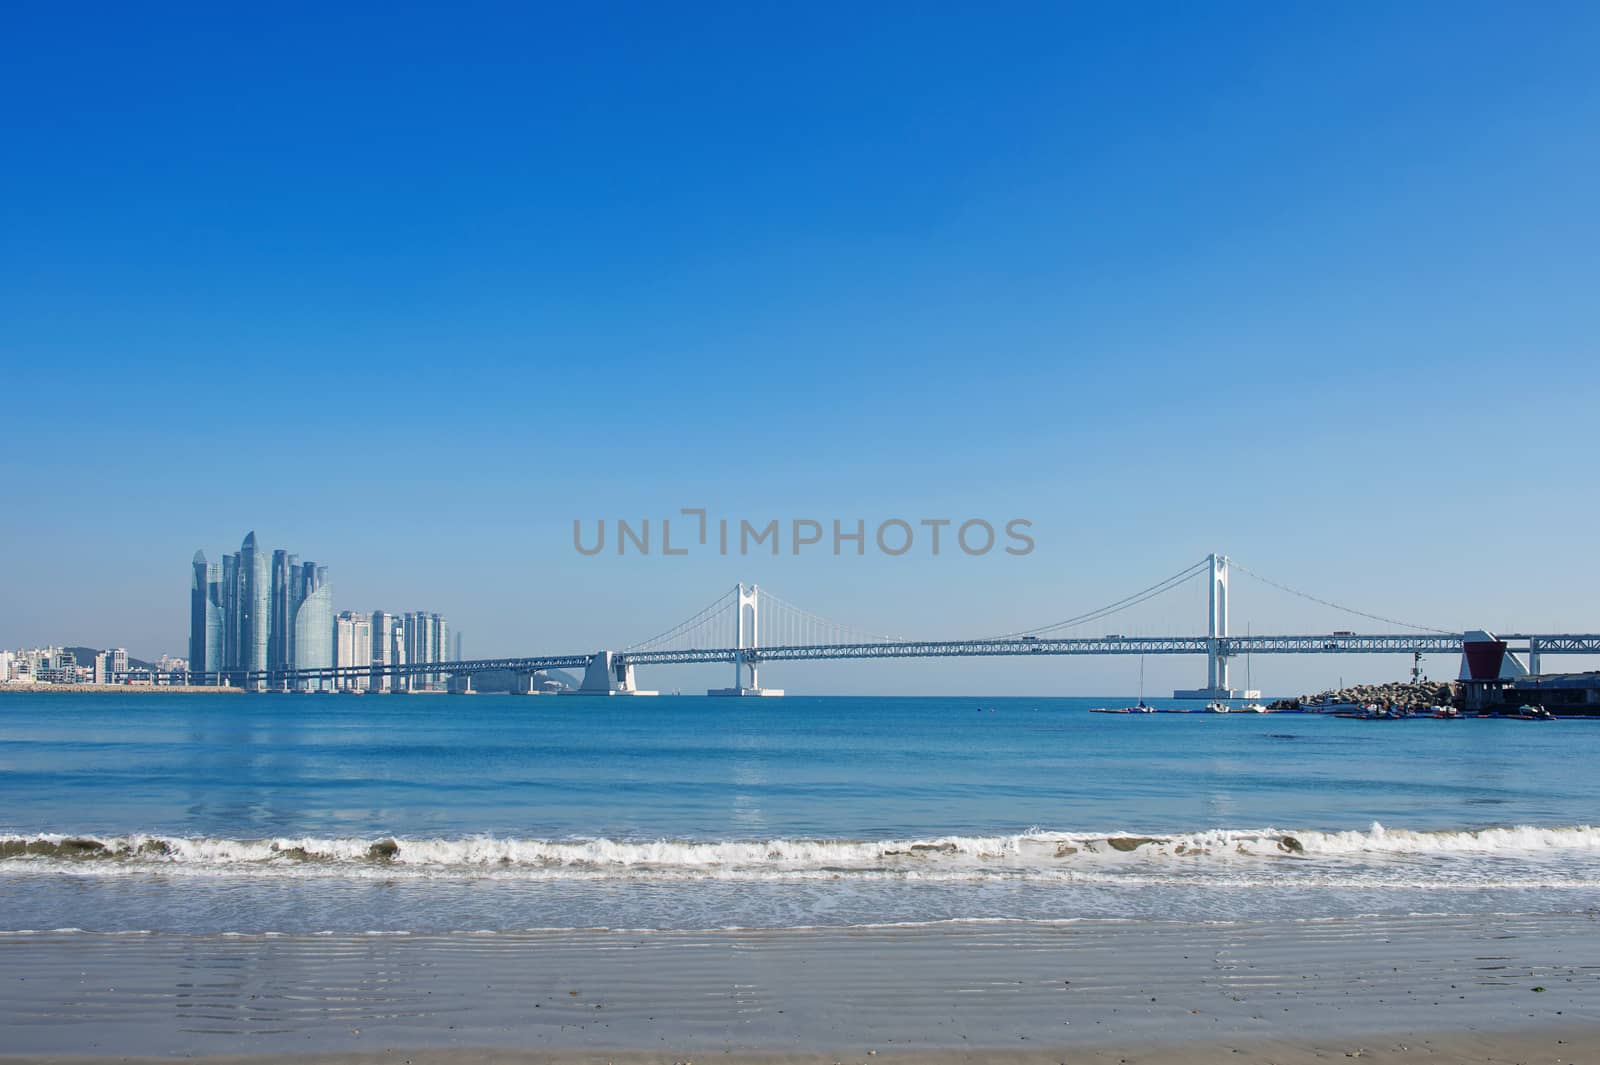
[3,824,1598,883]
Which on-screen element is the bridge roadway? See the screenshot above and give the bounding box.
[203,631,1600,688]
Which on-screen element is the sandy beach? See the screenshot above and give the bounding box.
[3,913,1595,1063]
[11,1036,1600,1065]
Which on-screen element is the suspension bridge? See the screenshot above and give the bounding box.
[208,554,1600,697]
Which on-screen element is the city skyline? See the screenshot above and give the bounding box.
[185,530,451,691]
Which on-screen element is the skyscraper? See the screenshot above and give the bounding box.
[270,549,293,678]
[221,551,239,677]
[189,551,222,679]
[291,564,333,690]
[405,611,450,690]
[240,532,270,689]
[334,612,372,692]
[370,611,394,693]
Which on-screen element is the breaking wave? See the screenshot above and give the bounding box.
[2,823,1598,881]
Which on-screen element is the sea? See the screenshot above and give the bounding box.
[2,692,1598,935]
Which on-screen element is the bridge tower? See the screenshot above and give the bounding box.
[709,583,784,696]
[1174,553,1255,701]
[1208,552,1230,693]
[736,582,759,691]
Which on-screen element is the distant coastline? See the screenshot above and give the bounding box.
[0,683,243,695]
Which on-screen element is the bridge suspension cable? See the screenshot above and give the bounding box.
[755,587,902,646]
[623,587,740,652]
[987,557,1213,640]
[1227,559,1455,635]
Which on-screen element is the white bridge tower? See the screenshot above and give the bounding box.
[709,583,784,697]
[1173,553,1257,701]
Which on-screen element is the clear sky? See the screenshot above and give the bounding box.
[3,3,1598,695]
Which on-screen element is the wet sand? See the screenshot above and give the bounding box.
[3,913,1596,1062]
[13,1038,1600,1065]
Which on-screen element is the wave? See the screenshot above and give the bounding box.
[2,824,1598,880]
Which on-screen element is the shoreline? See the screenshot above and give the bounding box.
[2,914,1595,1060]
[0,683,244,694]
[8,1029,1600,1063]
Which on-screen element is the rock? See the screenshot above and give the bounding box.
[60,838,108,856]
[367,839,400,861]
[908,842,957,855]
[1278,836,1304,854]
[1107,836,1159,852]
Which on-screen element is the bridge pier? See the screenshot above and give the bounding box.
[709,649,785,696]
[566,651,658,696]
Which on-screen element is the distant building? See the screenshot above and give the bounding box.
[34,648,77,684]
[290,566,332,690]
[190,552,222,679]
[370,611,397,693]
[240,532,270,687]
[402,612,450,690]
[334,611,372,692]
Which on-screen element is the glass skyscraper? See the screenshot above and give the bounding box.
[188,551,222,679]
[291,564,333,690]
[240,532,270,688]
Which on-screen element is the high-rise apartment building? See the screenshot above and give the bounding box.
[189,552,222,678]
[369,611,395,693]
[402,612,451,690]
[334,611,372,692]
[240,532,270,687]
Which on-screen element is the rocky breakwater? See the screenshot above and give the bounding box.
[1272,679,1462,711]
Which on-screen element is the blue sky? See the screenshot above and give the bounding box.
[3,3,1598,694]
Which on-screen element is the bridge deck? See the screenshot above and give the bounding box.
[191,632,1600,686]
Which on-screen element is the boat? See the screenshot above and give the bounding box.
[1511,704,1555,721]
[1430,705,1458,719]
[1239,629,1267,712]
[1119,656,1156,712]
[1202,701,1231,714]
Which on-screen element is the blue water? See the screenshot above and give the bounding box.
[2,693,1598,933]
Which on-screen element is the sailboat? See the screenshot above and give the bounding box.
[1122,656,1155,712]
[1240,623,1269,712]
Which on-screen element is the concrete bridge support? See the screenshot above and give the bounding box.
[570,651,657,696]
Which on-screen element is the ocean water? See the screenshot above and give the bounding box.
[2,692,1598,934]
